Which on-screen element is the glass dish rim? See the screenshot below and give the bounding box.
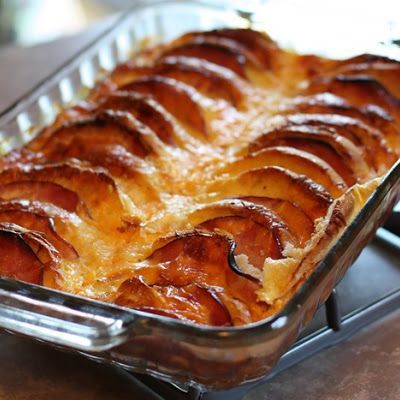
[0,0,399,342]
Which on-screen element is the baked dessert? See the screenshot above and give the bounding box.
[0,28,399,326]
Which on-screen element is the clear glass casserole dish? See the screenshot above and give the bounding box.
[0,0,399,391]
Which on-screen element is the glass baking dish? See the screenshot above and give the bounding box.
[0,0,399,391]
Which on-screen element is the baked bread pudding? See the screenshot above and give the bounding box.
[0,28,399,326]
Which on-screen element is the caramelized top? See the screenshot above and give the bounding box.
[0,29,399,326]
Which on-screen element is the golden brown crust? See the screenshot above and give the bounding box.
[249,125,371,185]
[0,28,399,326]
[120,76,207,135]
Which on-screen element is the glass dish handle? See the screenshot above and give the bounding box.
[0,279,134,352]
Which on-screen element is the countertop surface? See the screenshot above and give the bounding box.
[0,17,399,400]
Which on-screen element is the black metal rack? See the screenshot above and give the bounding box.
[125,217,400,400]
